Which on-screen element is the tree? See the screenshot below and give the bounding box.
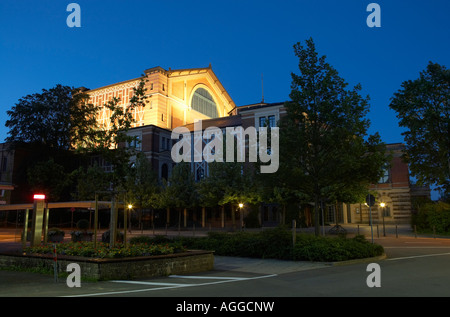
[27,159,71,201]
[198,161,261,229]
[278,38,388,235]
[160,162,198,228]
[71,164,111,201]
[389,62,450,195]
[5,85,97,151]
[122,152,159,228]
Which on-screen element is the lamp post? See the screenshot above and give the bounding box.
[124,204,132,246]
[238,203,244,230]
[380,202,386,237]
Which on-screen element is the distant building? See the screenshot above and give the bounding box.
[347,143,431,224]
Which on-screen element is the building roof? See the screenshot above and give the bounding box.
[237,101,286,113]
[183,115,242,132]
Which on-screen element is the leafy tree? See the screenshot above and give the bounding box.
[71,164,112,201]
[198,161,261,228]
[389,62,450,195]
[122,152,159,228]
[27,159,71,201]
[159,162,198,227]
[278,38,388,235]
[5,85,97,151]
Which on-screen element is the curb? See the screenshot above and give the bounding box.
[328,253,387,266]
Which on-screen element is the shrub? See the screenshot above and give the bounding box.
[177,227,384,262]
[412,201,450,234]
[23,241,182,259]
[293,235,384,262]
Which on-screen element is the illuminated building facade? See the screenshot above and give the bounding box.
[85,65,235,131]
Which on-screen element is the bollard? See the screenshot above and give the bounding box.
[53,244,58,283]
[376,225,379,238]
[395,225,398,238]
[357,224,360,235]
[292,220,296,247]
[414,225,417,238]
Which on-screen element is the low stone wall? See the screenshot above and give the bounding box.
[0,250,214,280]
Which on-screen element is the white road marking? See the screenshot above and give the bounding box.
[384,247,450,248]
[169,275,252,280]
[386,252,450,261]
[110,280,192,286]
[62,274,277,297]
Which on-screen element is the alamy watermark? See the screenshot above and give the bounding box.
[366,3,381,28]
[66,3,81,27]
[171,120,279,174]
[366,263,381,287]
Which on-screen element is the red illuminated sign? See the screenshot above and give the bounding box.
[33,194,46,200]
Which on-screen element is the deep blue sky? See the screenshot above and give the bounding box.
[0,1,448,143]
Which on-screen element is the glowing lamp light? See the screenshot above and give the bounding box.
[128,204,133,209]
[238,203,244,208]
[33,194,46,200]
[380,202,386,208]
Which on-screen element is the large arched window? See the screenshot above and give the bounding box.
[191,87,218,118]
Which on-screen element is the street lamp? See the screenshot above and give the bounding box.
[238,203,244,230]
[124,204,133,246]
[380,202,386,237]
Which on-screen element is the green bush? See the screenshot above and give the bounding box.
[23,241,179,259]
[412,202,450,234]
[293,235,384,262]
[176,228,384,262]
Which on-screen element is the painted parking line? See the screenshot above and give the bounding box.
[386,252,450,261]
[169,275,254,280]
[111,280,193,286]
[63,274,277,297]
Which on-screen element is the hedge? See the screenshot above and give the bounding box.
[138,227,384,262]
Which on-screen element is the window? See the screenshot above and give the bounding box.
[383,206,391,217]
[191,87,218,118]
[259,117,267,128]
[379,165,390,183]
[128,136,141,150]
[150,83,153,90]
[268,115,276,127]
[259,115,276,128]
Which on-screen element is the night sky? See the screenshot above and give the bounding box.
[1,0,448,197]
